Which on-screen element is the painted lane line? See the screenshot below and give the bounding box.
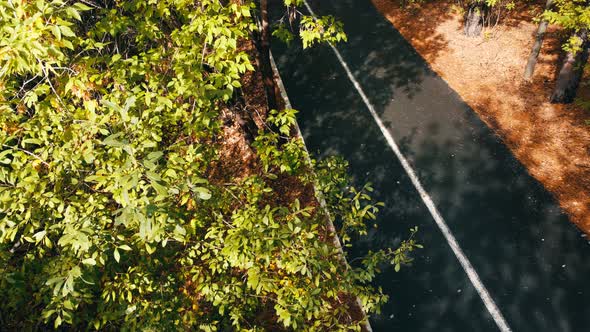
[300,2,512,331]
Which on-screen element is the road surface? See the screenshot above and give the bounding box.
[271,0,590,331]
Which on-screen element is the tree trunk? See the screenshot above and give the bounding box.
[523,0,554,80]
[256,0,281,113]
[464,3,484,37]
[550,30,589,103]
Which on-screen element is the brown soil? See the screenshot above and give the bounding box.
[371,0,590,234]
[207,38,367,328]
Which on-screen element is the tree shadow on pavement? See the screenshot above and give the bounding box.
[271,0,590,331]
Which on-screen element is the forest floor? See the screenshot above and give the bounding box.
[371,0,590,234]
[211,40,367,327]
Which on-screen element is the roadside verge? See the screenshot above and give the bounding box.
[372,0,590,233]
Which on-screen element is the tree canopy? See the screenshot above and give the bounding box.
[545,0,590,54]
[0,0,418,330]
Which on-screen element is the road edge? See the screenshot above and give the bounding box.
[269,51,374,332]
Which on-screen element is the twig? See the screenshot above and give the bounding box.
[38,59,68,111]
[79,0,101,9]
[2,143,50,167]
[53,66,79,75]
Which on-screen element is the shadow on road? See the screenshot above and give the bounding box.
[271,0,590,331]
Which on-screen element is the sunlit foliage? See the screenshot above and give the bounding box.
[0,0,418,330]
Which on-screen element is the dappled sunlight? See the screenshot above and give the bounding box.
[272,0,590,330]
[372,0,590,232]
[475,87,590,231]
[372,0,453,63]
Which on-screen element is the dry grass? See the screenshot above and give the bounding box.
[372,0,590,233]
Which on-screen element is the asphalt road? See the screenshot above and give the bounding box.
[271,0,590,331]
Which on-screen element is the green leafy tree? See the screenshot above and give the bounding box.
[544,0,590,103]
[255,0,347,117]
[0,0,418,330]
[523,0,555,80]
[396,0,520,37]
[544,0,590,52]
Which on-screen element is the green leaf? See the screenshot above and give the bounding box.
[147,151,163,161]
[50,25,61,40]
[146,170,161,182]
[118,245,132,251]
[82,258,96,266]
[145,243,156,254]
[32,230,47,243]
[192,187,211,200]
[66,7,81,21]
[114,248,120,263]
[102,132,125,147]
[59,25,76,37]
[73,2,93,11]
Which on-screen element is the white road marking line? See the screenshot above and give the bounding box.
[301,2,512,331]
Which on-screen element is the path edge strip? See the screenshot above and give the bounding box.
[269,51,374,332]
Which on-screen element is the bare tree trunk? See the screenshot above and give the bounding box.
[464,3,484,37]
[523,0,554,80]
[550,30,589,103]
[256,0,281,113]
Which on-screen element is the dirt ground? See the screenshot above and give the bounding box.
[210,40,367,327]
[371,0,590,234]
